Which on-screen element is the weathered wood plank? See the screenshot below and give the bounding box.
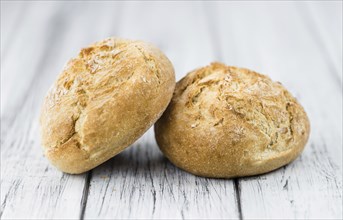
[115,1,216,81]
[0,1,28,59]
[209,1,342,219]
[0,1,117,133]
[1,2,122,219]
[1,2,63,140]
[83,2,239,219]
[1,2,87,218]
[304,1,342,83]
[85,130,239,219]
[1,1,341,219]
[1,1,58,111]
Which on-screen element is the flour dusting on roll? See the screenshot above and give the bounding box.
[40,38,175,174]
[155,62,310,178]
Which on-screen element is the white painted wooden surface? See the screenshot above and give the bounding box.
[1,1,342,219]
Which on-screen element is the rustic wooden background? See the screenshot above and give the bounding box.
[1,1,342,219]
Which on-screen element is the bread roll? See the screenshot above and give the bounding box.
[40,38,175,174]
[155,62,310,178]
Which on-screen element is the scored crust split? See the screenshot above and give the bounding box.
[155,62,310,178]
[40,38,175,174]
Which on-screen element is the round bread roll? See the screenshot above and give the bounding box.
[155,62,310,178]
[40,38,175,174]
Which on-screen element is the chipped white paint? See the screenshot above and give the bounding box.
[1,1,342,219]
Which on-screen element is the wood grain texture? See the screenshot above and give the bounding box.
[1,2,61,140]
[85,130,239,219]
[1,2,122,219]
[1,3,86,218]
[83,2,238,219]
[1,1,342,219]
[209,1,342,219]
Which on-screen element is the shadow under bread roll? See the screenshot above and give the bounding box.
[155,62,310,178]
[40,37,175,174]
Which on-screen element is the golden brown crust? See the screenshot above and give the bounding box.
[40,38,175,174]
[155,62,310,178]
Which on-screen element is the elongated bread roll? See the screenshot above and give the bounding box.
[155,62,310,178]
[40,38,175,174]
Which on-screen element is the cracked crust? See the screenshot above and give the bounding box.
[40,38,175,174]
[155,62,310,178]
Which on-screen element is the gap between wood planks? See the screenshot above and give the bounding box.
[78,4,124,220]
[1,4,85,218]
[1,3,238,218]
[204,2,342,219]
[2,3,90,218]
[80,171,92,220]
[2,2,340,219]
[204,4,244,219]
[2,3,123,217]
[233,179,243,220]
